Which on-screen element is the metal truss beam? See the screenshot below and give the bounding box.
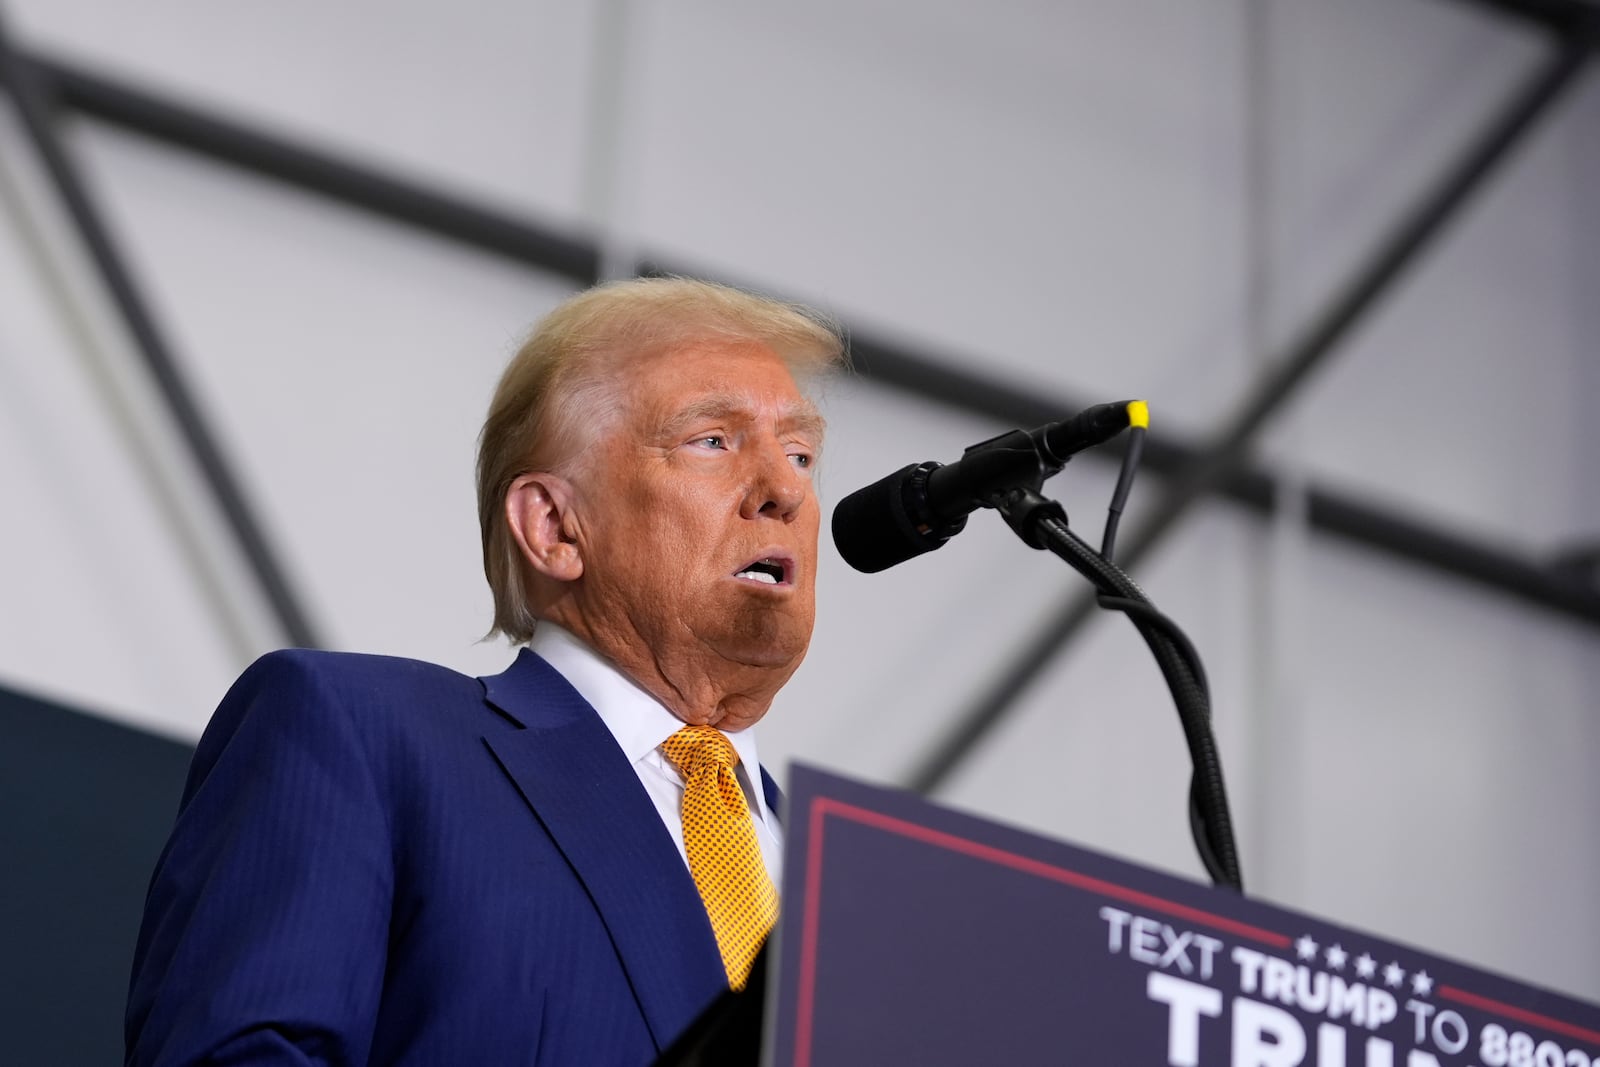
[0,15,323,649]
[906,34,1593,793]
[0,32,1594,744]
[4,52,602,287]
[841,336,1600,630]
[1444,0,1600,40]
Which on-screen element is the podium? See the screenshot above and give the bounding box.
[664,765,1600,1066]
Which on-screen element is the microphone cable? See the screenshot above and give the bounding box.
[990,400,1243,891]
[1100,400,1148,563]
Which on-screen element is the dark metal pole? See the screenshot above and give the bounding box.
[1446,0,1600,39]
[15,52,602,286]
[0,12,323,649]
[906,35,1592,794]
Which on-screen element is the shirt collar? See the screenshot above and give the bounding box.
[527,622,768,784]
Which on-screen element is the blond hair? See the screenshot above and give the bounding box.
[477,276,846,643]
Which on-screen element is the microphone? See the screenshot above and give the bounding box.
[831,401,1137,573]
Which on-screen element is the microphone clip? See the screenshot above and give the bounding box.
[923,428,1069,525]
[994,486,1069,551]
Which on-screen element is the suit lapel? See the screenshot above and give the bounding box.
[480,650,726,1051]
[760,767,783,826]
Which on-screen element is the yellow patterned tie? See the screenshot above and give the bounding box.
[660,725,778,990]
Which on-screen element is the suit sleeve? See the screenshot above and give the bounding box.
[126,652,396,1066]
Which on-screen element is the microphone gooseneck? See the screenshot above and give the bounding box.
[828,400,1244,891]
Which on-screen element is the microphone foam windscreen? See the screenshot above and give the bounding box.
[831,463,948,574]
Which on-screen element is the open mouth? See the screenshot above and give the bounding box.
[733,556,792,586]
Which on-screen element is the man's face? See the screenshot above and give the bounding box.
[564,340,824,703]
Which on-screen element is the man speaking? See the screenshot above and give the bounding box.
[125,277,846,1065]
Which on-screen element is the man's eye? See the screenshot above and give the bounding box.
[694,436,726,450]
[790,452,813,469]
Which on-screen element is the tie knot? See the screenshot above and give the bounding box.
[661,724,739,782]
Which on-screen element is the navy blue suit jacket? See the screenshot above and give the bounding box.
[126,647,781,1065]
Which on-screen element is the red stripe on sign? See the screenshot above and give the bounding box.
[791,796,830,1067]
[790,795,1291,1067]
[1439,985,1600,1047]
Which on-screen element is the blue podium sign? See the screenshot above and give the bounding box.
[769,765,1600,1067]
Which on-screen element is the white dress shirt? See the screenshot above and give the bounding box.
[527,623,783,883]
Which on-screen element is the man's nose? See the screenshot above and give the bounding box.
[742,442,809,521]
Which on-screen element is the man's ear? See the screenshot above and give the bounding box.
[505,472,583,583]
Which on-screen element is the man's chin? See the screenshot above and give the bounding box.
[707,612,813,673]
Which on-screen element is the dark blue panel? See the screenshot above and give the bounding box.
[0,682,193,1065]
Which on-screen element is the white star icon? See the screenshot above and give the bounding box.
[1355,954,1377,980]
[1411,970,1434,996]
[1325,944,1348,970]
[1296,935,1320,961]
[1384,962,1406,988]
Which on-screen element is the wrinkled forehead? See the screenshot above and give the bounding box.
[615,338,826,434]
[544,336,829,478]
